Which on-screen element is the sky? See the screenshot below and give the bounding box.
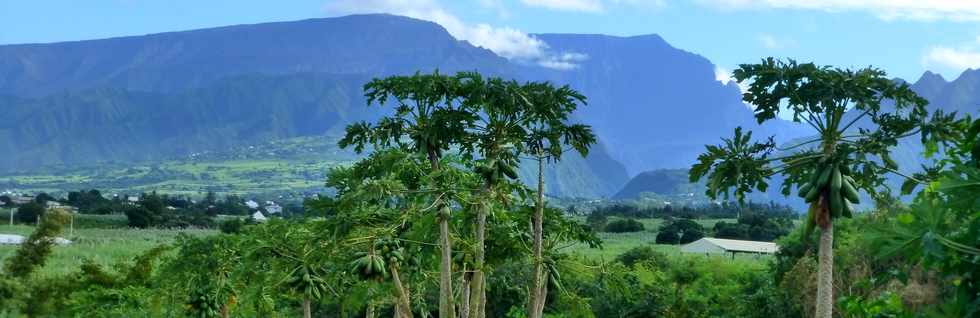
[2,0,980,83]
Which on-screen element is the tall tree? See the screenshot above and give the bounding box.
[316,149,460,318]
[456,73,530,318]
[520,82,594,318]
[248,220,335,318]
[689,58,952,318]
[339,71,474,318]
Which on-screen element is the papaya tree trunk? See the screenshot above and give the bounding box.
[303,296,312,318]
[438,206,456,318]
[461,269,471,318]
[536,276,548,315]
[469,197,489,318]
[390,264,413,318]
[529,154,547,318]
[428,149,456,318]
[815,139,836,318]
[815,221,834,318]
[366,302,376,318]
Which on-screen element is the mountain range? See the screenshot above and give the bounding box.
[1,14,973,199]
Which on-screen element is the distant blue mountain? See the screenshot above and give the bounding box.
[0,14,828,198]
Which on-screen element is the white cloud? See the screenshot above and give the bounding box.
[538,52,590,70]
[699,0,980,21]
[324,0,587,70]
[714,66,734,84]
[324,0,546,60]
[519,0,666,13]
[715,66,751,93]
[922,47,980,74]
[520,0,605,12]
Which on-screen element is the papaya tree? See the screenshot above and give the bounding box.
[520,81,594,318]
[869,115,979,316]
[689,58,951,318]
[340,71,475,318]
[317,148,479,317]
[455,72,530,318]
[248,220,336,318]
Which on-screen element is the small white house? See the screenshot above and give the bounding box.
[265,204,282,215]
[681,238,778,258]
[245,200,260,209]
[251,211,267,222]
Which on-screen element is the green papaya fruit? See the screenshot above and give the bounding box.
[798,183,813,198]
[830,189,843,219]
[842,201,854,218]
[842,179,860,204]
[831,166,843,194]
[817,164,833,188]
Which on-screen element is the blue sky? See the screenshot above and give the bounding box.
[3,0,980,82]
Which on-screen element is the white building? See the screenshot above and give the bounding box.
[245,200,260,209]
[251,211,267,222]
[681,238,778,258]
[265,203,282,215]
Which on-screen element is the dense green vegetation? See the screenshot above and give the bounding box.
[690,58,969,317]
[0,65,976,318]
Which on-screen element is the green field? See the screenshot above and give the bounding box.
[0,225,216,277]
[0,135,357,198]
[565,217,769,262]
[0,216,768,278]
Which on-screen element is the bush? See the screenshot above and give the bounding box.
[656,218,705,244]
[680,229,704,244]
[615,246,668,267]
[604,218,645,233]
[586,213,608,231]
[124,206,156,228]
[219,218,246,234]
[14,202,44,224]
[71,214,129,229]
[655,230,679,244]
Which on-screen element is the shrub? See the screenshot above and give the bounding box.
[219,218,246,234]
[656,219,705,244]
[655,230,680,244]
[586,213,608,231]
[615,246,668,267]
[124,206,156,228]
[14,202,44,224]
[604,218,645,233]
[680,229,704,244]
[4,210,69,278]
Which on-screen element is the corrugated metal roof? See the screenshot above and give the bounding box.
[691,237,778,254]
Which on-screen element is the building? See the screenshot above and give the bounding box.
[265,202,282,214]
[245,200,260,209]
[11,195,33,205]
[680,238,778,258]
[251,211,267,222]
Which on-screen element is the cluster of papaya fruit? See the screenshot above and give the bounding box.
[473,160,519,184]
[351,239,405,279]
[800,156,860,231]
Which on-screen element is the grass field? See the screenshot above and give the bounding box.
[555,217,773,267]
[0,135,357,198]
[0,224,215,277]
[0,216,767,278]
